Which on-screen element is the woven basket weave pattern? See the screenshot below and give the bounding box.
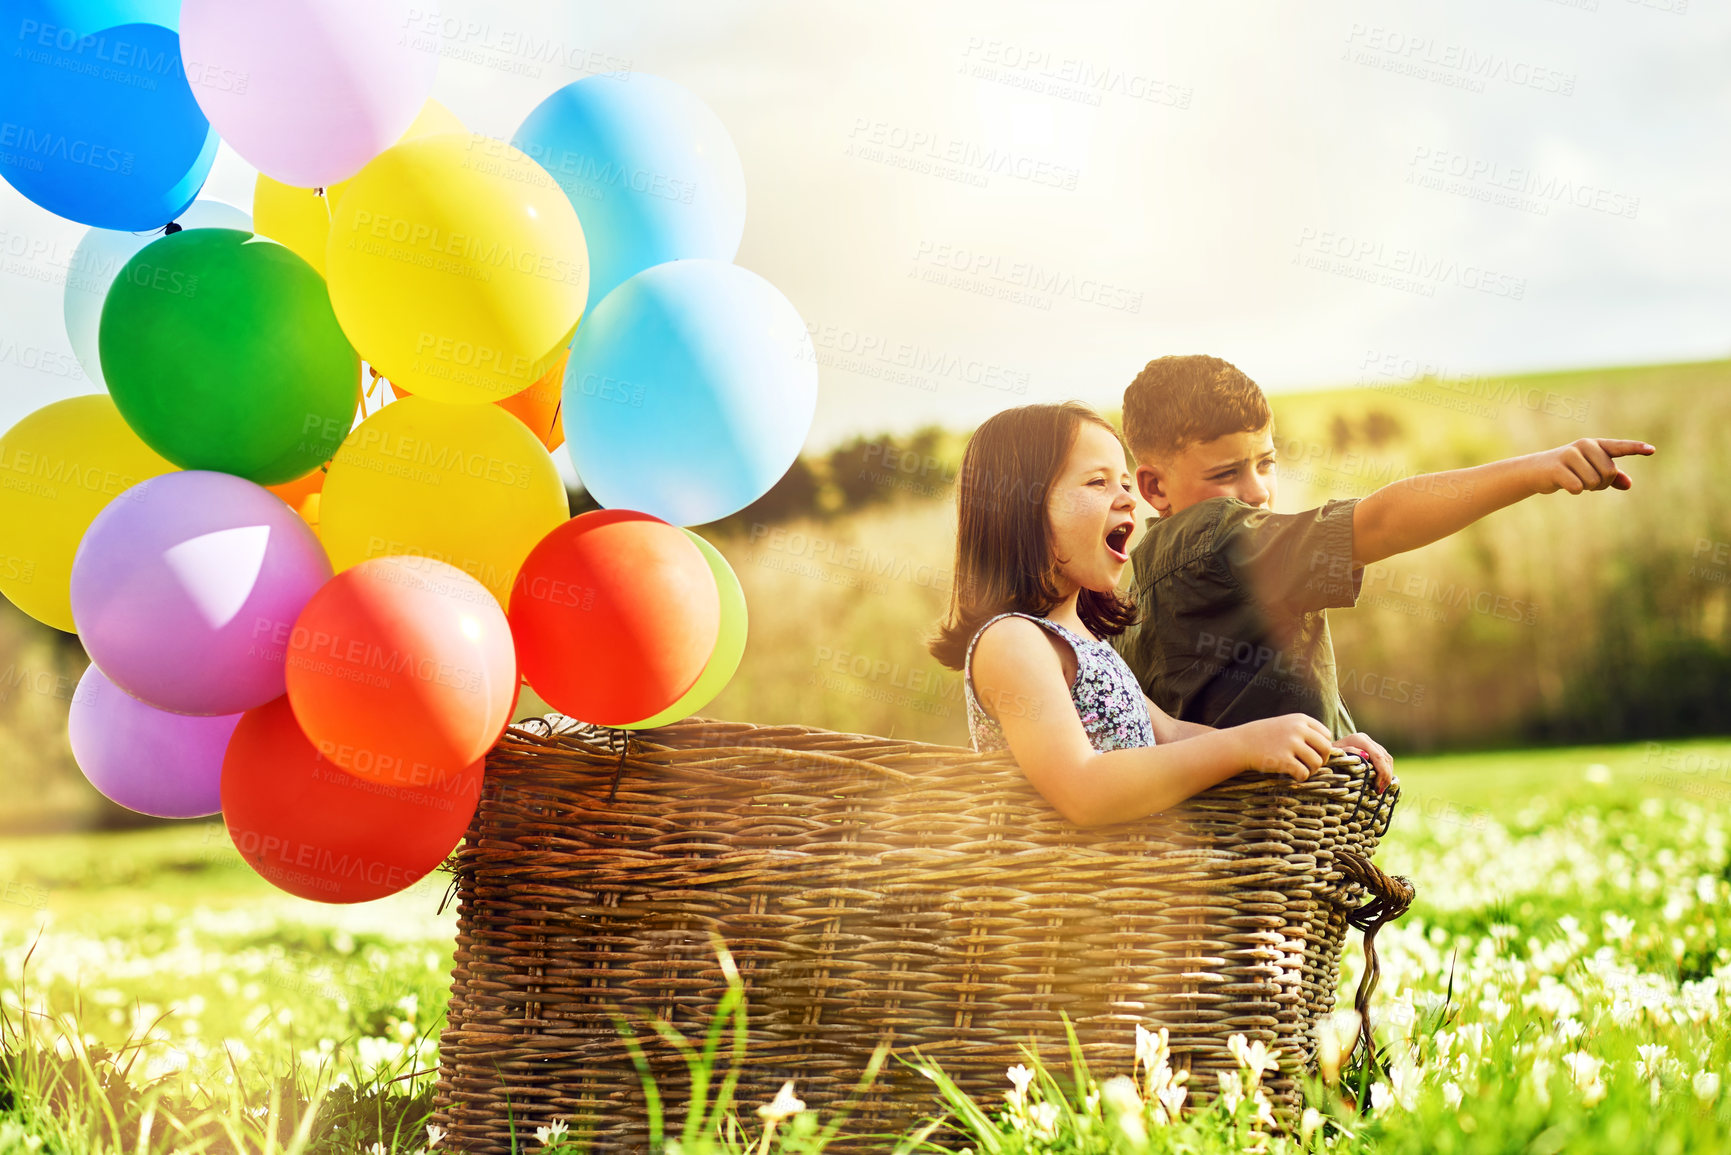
[429,715,1401,1152]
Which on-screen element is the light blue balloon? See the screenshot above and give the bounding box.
[0,0,217,229]
[512,72,747,316]
[564,259,816,526]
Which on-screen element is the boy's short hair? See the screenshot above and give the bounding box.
[1122,354,1273,460]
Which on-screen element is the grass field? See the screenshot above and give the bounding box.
[2,357,1727,1147]
[4,736,1731,1151]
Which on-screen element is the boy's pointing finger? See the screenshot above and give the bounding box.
[1599,439,1655,458]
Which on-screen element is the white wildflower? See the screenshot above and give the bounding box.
[1300,1106,1324,1143]
[1227,1032,1281,1090]
[425,1125,446,1148]
[1101,1075,1147,1143]
[1004,1063,1034,1110]
[1694,1070,1721,1102]
[1028,1100,1060,1139]
[1216,1068,1245,1115]
[534,1119,569,1148]
[1564,1052,1606,1106]
[1316,1009,1361,1084]
[757,1080,806,1123]
[1604,912,1636,945]
[1635,1043,1669,1082]
[1156,1077,1188,1123]
[1530,1054,1554,1108]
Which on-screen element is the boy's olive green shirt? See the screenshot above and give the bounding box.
[1112,496,1364,738]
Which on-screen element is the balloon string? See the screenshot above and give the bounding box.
[548,398,562,440]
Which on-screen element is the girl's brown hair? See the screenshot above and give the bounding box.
[927,401,1139,671]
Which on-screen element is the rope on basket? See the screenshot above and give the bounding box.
[1335,848,1416,1080]
[605,726,635,802]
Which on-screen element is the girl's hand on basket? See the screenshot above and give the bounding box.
[1336,732,1395,794]
[1233,713,1335,783]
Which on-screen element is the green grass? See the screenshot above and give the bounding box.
[5,737,1731,1151]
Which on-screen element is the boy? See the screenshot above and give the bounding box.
[1112,354,1653,738]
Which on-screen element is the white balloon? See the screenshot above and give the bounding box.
[63,200,253,388]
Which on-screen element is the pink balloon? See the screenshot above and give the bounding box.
[179,0,440,188]
[68,664,241,819]
[69,471,333,716]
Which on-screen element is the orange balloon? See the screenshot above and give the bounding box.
[508,508,719,726]
[220,695,483,904]
[267,465,327,510]
[385,353,566,453]
[497,349,567,451]
[285,555,519,785]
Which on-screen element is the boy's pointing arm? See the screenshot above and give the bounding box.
[1351,437,1655,567]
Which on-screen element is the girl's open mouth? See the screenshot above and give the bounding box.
[1105,521,1131,563]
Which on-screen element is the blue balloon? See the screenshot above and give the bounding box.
[564,259,816,526]
[0,1,217,229]
[513,72,747,315]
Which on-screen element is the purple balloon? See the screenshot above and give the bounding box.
[68,663,241,819]
[70,471,333,715]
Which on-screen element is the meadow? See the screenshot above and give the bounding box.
[4,738,1731,1152]
[2,359,1728,1149]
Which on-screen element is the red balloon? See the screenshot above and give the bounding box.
[220,695,483,903]
[509,508,719,726]
[285,555,518,785]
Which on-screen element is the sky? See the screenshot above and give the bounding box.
[0,0,1726,456]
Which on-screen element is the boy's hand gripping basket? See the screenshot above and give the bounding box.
[428,715,1410,1151]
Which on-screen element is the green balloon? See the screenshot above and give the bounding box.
[98,228,359,486]
[621,530,748,729]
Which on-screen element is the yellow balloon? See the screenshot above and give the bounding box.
[253,99,466,277]
[319,395,568,605]
[0,395,177,632]
[619,530,748,729]
[324,133,589,404]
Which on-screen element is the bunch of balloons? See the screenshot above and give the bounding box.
[0,0,815,904]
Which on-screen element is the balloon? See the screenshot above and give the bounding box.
[98,228,361,484]
[564,259,817,525]
[70,470,333,715]
[266,465,325,511]
[220,695,483,904]
[513,73,747,313]
[252,98,464,277]
[286,555,517,786]
[68,662,239,818]
[319,396,568,607]
[390,346,569,452]
[0,394,177,633]
[296,492,322,537]
[64,198,250,387]
[324,133,589,403]
[508,508,720,726]
[0,1,218,229]
[497,348,568,452]
[179,0,438,188]
[619,530,747,729]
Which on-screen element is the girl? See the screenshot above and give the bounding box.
[927,402,1393,829]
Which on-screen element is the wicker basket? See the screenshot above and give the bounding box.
[428,714,1410,1153]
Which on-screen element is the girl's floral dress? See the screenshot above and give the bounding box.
[963,611,1157,753]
